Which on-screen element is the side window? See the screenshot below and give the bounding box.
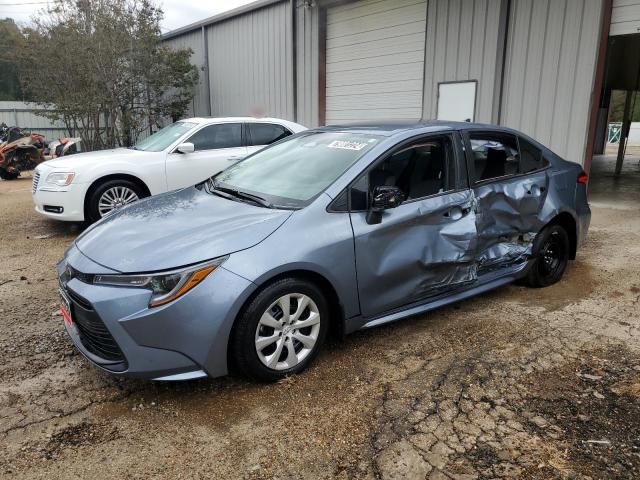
[369,136,455,202]
[247,123,292,146]
[186,123,242,151]
[519,137,549,173]
[468,132,519,182]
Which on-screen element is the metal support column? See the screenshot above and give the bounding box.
[615,90,632,175]
[202,25,212,117]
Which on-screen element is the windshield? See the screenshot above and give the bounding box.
[214,132,382,208]
[134,121,197,152]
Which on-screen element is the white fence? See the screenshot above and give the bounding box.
[0,101,69,140]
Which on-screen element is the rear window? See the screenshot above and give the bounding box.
[518,137,549,173]
[247,123,292,146]
[468,132,519,182]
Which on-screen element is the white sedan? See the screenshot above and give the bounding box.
[32,117,306,223]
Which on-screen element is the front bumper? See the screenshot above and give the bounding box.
[33,184,88,221]
[58,248,256,380]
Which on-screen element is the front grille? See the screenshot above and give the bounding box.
[32,171,40,194]
[65,287,126,364]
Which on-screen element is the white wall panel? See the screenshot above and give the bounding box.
[501,0,604,164]
[207,1,294,120]
[422,0,505,123]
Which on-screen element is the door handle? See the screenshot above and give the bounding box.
[227,156,242,161]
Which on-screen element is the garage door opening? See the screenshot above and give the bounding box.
[590,33,640,208]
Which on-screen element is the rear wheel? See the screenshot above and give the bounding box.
[0,167,19,180]
[87,179,145,223]
[523,224,570,288]
[231,278,329,381]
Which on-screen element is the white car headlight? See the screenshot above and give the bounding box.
[45,172,75,186]
[92,257,226,307]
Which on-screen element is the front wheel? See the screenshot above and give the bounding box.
[523,224,570,288]
[87,179,145,223]
[231,278,329,381]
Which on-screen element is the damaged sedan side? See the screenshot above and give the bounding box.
[57,122,590,382]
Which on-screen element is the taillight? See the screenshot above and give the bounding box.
[577,171,588,184]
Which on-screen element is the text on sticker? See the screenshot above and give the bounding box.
[327,140,368,150]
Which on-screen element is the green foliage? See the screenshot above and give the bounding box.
[15,0,198,149]
[0,18,24,100]
[609,90,640,123]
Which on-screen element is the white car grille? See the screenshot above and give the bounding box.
[32,171,41,194]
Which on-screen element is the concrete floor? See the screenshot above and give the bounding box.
[591,147,640,208]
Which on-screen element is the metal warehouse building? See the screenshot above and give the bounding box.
[163,0,640,174]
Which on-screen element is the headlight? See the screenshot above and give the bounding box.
[45,171,75,186]
[93,258,226,307]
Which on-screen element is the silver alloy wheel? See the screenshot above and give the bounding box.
[98,186,139,217]
[254,293,321,371]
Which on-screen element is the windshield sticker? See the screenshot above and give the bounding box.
[327,140,369,151]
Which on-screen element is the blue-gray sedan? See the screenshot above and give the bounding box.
[58,122,591,381]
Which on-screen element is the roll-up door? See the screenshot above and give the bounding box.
[325,0,428,124]
[611,0,640,36]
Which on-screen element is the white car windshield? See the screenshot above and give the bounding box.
[214,131,382,208]
[133,122,197,152]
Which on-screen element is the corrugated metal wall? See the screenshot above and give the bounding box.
[611,0,640,35]
[500,0,604,164]
[0,102,69,139]
[207,1,294,119]
[296,1,320,127]
[422,0,505,123]
[164,0,605,155]
[163,29,209,117]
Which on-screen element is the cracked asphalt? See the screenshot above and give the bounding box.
[1,154,639,479]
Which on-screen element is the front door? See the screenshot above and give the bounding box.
[463,130,550,273]
[350,134,478,318]
[165,123,247,190]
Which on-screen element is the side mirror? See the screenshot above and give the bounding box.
[366,185,405,225]
[176,142,195,154]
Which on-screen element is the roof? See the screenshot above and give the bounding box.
[162,0,284,40]
[179,116,306,132]
[314,120,504,136]
[183,116,291,124]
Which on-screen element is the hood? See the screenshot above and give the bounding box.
[39,147,144,170]
[74,186,292,272]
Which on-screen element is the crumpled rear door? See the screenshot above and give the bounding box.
[463,130,550,273]
[473,171,549,271]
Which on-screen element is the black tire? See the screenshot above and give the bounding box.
[0,167,20,180]
[86,179,146,223]
[231,277,329,382]
[523,224,570,288]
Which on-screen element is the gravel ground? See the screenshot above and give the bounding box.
[1,157,639,479]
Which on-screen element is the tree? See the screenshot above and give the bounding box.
[0,18,24,101]
[16,0,198,150]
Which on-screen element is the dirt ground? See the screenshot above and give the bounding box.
[1,156,639,479]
